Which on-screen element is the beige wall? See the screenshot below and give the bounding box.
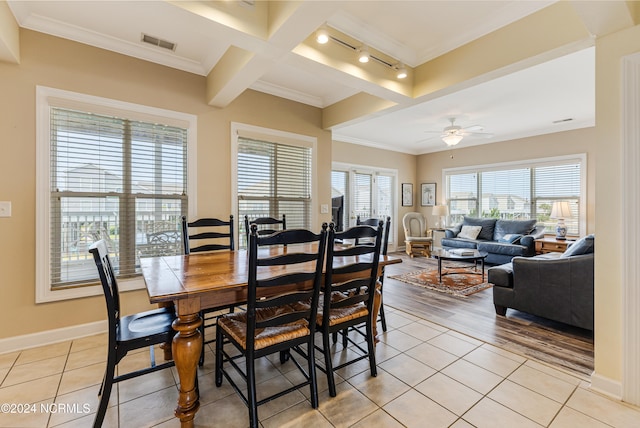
[417,128,597,234]
[331,140,417,245]
[593,22,640,389]
[0,29,330,339]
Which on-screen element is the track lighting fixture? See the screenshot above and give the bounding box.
[314,24,408,80]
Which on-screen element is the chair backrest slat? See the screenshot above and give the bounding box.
[89,240,121,344]
[244,214,286,244]
[182,215,234,254]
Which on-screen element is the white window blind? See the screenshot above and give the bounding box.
[237,137,311,248]
[353,172,372,220]
[50,108,188,288]
[445,156,584,235]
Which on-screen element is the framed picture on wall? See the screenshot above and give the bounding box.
[402,183,413,207]
[421,183,436,206]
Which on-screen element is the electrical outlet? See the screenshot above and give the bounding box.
[320,204,329,214]
[0,201,11,217]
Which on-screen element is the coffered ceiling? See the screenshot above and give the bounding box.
[5,1,626,154]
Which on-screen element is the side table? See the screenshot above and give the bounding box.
[535,236,574,254]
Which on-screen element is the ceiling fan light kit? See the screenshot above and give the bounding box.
[442,133,464,146]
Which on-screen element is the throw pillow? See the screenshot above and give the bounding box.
[498,233,523,244]
[458,225,482,240]
[463,217,497,241]
[561,234,595,258]
[494,219,537,241]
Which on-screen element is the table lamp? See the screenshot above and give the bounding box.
[550,201,572,240]
[432,205,449,228]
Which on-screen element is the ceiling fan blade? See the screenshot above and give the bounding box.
[462,124,484,131]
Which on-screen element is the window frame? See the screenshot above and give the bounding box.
[442,154,587,236]
[36,86,197,303]
[231,122,318,248]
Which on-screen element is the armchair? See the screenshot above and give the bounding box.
[402,212,433,257]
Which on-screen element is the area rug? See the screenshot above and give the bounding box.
[389,259,492,297]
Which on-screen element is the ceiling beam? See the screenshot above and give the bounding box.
[0,1,20,63]
[570,0,638,37]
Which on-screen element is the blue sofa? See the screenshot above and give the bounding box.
[442,217,546,265]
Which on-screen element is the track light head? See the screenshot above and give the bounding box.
[316,27,329,44]
[396,64,407,79]
[358,47,370,63]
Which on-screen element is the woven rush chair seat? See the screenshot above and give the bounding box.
[218,305,310,350]
[317,292,369,327]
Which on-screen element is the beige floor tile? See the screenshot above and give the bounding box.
[450,419,476,428]
[57,362,105,396]
[317,381,378,427]
[398,321,443,341]
[0,399,52,428]
[118,385,180,427]
[0,373,61,404]
[416,318,449,333]
[488,379,563,425]
[380,312,415,329]
[2,355,67,387]
[550,406,611,427]
[70,333,108,354]
[479,342,527,363]
[65,345,107,371]
[566,387,640,427]
[194,393,250,428]
[428,332,479,357]
[524,359,583,385]
[388,310,422,323]
[508,364,577,403]
[0,367,8,384]
[441,359,504,394]
[195,370,237,406]
[378,353,436,386]
[463,397,543,428]
[350,409,404,427]
[15,341,71,366]
[379,329,423,352]
[254,375,307,420]
[383,389,457,428]
[415,372,483,416]
[118,369,177,403]
[49,384,103,427]
[347,368,411,406]
[372,339,403,364]
[404,341,458,371]
[446,330,484,347]
[463,347,523,377]
[0,351,20,369]
[262,401,332,428]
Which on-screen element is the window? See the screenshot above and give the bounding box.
[233,124,315,249]
[36,87,197,302]
[445,155,585,235]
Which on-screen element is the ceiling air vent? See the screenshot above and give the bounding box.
[141,34,176,51]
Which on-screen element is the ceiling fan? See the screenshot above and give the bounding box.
[424,117,493,146]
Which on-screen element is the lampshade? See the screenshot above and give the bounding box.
[550,201,572,219]
[442,134,463,146]
[432,205,449,216]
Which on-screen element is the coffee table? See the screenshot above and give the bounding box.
[431,248,488,283]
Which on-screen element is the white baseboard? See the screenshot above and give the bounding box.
[590,371,623,401]
[0,321,107,355]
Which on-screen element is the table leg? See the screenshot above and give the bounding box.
[172,313,202,428]
[438,258,443,282]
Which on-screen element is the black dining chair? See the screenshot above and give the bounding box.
[181,215,235,366]
[89,240,175,428]
[355,215,391,332]
[315,221,384,397]
[215,223,328,428]
[243,214,286,244]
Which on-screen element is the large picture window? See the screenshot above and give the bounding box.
[445,155,585,236]
[234,125,315,249]
[37,87,196,302]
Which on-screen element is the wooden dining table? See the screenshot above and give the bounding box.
[140,244,401,428]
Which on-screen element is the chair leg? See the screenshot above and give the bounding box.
[322,331,337,397]
[215,325,224,387]
[379,301,387,332]
[341,329,348,348]
[246,352,259,428]
[93,359,116,428]
[366,320,377,378]
[198,311,206,367]
[307,338,319,408]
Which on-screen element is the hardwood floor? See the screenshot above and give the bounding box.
[382,252,594,379]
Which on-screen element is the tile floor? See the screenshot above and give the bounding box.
[1,306,639,428]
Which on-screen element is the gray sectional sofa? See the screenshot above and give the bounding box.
[487,235,594,330]
[442,217,546,265]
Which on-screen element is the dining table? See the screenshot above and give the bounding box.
[140,243,402,428]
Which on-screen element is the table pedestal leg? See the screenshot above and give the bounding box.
[172,313,202,428]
